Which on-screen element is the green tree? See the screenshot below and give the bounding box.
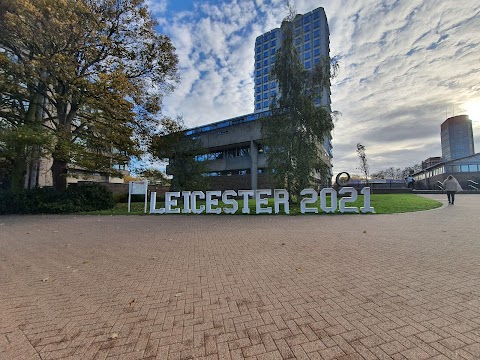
[140,168,170,186]
[0,0,178,191]
[150,117,209,192]
[262,9,337,200]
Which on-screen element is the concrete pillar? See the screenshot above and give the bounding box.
[250,140,258,190]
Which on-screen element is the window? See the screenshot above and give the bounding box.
[304,34,310,41]
[264,75,268,82]
[255,78,261,85]
[256,70,261,77]
[271,32,276,39]
[313,11,319,19]
[264,51,268,58]
[295,28,301,36]
[263,68,268,74]
[256,95,261,101]
[256,86,261,93]
[305,53,311,60]
[270,48,276,55]
[271,40,276,47]
[305,61,311,69]
[304,43,310,51]
[314,57,320,65]
[295,20,301,28]
[227,148,236,158]
[304,15,311,23]
[304,25,310,32]
[263,101,268,108]
[256,47,261,53]
[313,20,320,28]
[270,82,276,89]
[256,62,261,69]
[263,93,268,99]
[256,103,261,110]
[270,90,276,97]
[314,48,320,56]
[263,59,268,65]
[256,55,261,61]
[270,57,275,64]
[314,29,320,37]
[295,38,301,45]
[461,165,469,172]
[314,39,320,47]
[469,164,478,172]
[263,84,268,91]
[263,43,268,50]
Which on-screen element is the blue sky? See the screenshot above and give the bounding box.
[146,0,480,174]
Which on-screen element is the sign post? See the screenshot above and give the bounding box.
[128,180,149,213]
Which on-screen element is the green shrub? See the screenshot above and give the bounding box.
[67,183,115,211]
[0,183,115,214]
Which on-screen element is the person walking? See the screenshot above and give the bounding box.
[442,175,462,205]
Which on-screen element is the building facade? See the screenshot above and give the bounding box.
[171,7,334,191]
[441,115,475,161]
[253,8,331,112]
[414,115,479,190]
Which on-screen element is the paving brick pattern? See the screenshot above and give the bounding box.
[1,194,480,359]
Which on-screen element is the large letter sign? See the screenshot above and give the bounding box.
[149,187,375,215]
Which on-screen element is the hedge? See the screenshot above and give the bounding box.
[0,183,115,214]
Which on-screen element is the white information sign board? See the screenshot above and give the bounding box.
[128,180,148,213]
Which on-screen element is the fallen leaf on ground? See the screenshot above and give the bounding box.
[108,333,118,340]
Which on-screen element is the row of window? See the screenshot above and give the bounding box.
[206,168,267,177]
[255,82,276,92]
[255,91,277,101]
[295,11,321,28]
[195,145,270,162]
[255,39,277,52]
[295,29,322,44]
[256,32,277,44]
[255,48,276,60]
[415,164,480,180]
[256,96,322,110]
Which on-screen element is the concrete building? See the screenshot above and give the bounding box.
[414,115,479,190]
[441,115,475,161]
[182,112,270,191]
[422,156,442,169]
[253,7,333,174]
[175,7,334,191]
[253,7,331,112]
[413,153,480,190]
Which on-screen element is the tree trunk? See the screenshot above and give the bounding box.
[52,158,68,192]
[10,156,27,192]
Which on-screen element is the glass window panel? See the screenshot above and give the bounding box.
[469,164,477,172]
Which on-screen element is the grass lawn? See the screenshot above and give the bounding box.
[83,194,442,215]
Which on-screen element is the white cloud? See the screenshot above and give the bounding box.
[150,0,480,174]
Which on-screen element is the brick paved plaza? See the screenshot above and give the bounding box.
[1,194,480,360]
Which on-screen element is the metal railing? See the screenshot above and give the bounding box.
[436,181,444,191]
[468,179,479,191]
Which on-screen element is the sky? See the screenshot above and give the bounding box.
[146,0,480,175]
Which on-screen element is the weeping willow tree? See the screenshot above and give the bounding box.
[262,8,338,200]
